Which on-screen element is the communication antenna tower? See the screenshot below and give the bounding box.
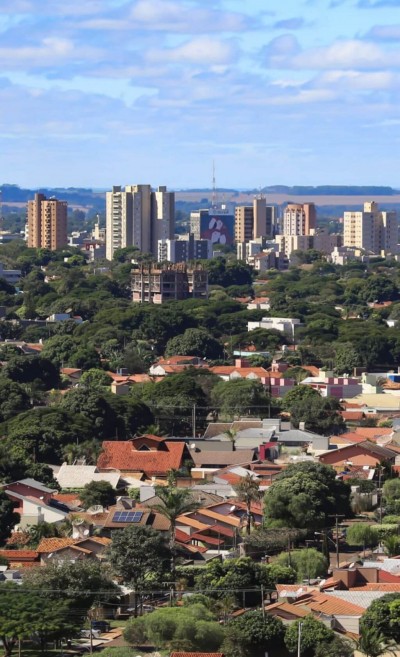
[211,160,217,209]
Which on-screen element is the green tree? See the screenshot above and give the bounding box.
[129,604,224,652]
[79,481,117,510]
[233,474,261,536]
[276,548,328,583]
[290,394,345,435]
[282,385,321,412]
[0,583,80,657]
[79,369,113,389]
[361,593,400,643]
[315,636,354,657]
[223,611,285,657]
[383,479,400,501]
[357,625,397,657]
[264,462,352,530]
[0,378,31,421]
[285,616,335,657]
[150,480,200,573]
[24,560,119,613]
[334,342,360,375]
[0,491,20,546]
[211,379,274,419]
[165,328,223,360]
[2,355,60,389]
[346,523,379,556]
[109,525,170,616]
[61,387,117,439]
[0,407,93,464]
[40,334,77,368]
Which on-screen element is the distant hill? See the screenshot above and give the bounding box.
[0,184,105,210]
[258,185,397,196]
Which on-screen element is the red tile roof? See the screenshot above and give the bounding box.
[294,592,364,616]
[209,366,273,378]
[351,584,400,591]
[0,550,38,560]
[37,538,75,553]
[190,532,224,546]
[354,427,393,439]
[97,439,186,474]
[171,653,224,657]
[341,412,365,421]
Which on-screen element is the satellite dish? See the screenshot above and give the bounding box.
[72,517,85,526]
[87,505,104,515]
[190,443,196,449]
[83,529,90,536]
[230,505,236,512]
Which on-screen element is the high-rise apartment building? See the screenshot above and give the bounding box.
[27,193,68,250]
[283,203,316,236]
[235,206,254,243]
[234,198,276,243]
[106,184,174,260]
[158,234,212,263]
[343,202,398,254]
[132,264,208,303]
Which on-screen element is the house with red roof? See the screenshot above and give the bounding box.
[318,441,397,471]
[97,435,190,479]
[149,356,207,376]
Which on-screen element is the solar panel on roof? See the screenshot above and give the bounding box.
[112,511,143,523]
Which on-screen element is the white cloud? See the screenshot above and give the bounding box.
[263,37,400,71]
[146,36,238,65]
[0,37,101,70]
[82,0,254,34]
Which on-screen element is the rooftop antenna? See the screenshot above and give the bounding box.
[212,160,217,209]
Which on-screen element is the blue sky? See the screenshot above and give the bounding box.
[2,0,400,188]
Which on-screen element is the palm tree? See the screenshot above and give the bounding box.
[224,428,237,449]
[357,626,397,657]
[149,475,200,575]
[233,473,261,536]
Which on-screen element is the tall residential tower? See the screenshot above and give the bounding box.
[27,193,68,250]
[106,184,174,260]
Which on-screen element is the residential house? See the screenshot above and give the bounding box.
[3,478,69,529]
[189,445,257,477]
[248,317,301,337]
[97,435,190,479]
[55,464,124,491]
[266,591,364,635]
[149,356,207,376]
[0,550,39,568]
[60,367,82,383]
[36,536,111,564]
[300,374,363,399]
[318,441,397,471]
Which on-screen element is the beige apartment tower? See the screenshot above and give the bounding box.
[235,197,274,243]
[27,193,68,250]
[106,184,174,260]
[343,201,398,255]
[283,203,316,236]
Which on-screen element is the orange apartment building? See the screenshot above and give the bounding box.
[27,193,68,250]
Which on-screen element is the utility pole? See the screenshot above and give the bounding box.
[329,514,344,569]
[261,585,265,621]
[297,621,303,657]
[192,402,196,439]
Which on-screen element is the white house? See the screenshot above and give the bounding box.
[248,317,301,337]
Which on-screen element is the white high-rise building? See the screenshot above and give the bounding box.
[343,202,398,255]
[106,184,174,260]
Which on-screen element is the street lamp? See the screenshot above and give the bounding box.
[297,621,303,657]
[315,531,340,569]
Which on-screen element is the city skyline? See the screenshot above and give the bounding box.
[2,0,400,188]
